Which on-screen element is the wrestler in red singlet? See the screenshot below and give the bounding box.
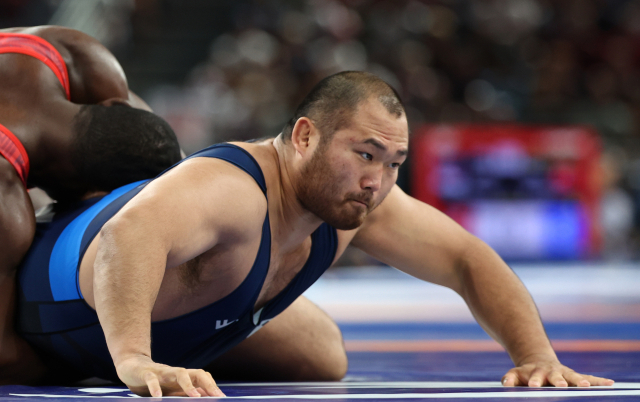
[0,26,180,386]
[0,32,71,187]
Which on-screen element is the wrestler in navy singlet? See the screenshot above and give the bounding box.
[17,143,338,381]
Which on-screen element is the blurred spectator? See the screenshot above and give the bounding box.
[600,147,635,259]
[136,1,639,148]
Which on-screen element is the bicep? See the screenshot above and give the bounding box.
[351,185,477,291]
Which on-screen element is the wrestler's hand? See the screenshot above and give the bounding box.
[502,354,615,387]
[116,355,225,397]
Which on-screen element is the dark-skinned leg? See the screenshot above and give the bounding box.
[205,296,347,381]
[0,160,47,385]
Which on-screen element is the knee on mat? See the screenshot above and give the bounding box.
[297,326,348,381]
[297,349,347,381]
[318,345,348,381]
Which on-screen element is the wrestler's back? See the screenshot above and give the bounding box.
[0,26,169,201]
[0,42,76,179]
[0,31,76,191]
[0,26,129,104]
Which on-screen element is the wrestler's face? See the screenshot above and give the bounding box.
[298,98,408,230]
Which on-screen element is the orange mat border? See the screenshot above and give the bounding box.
[344,340,640,352]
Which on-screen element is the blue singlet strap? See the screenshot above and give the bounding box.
[187,144,267,194]
[48,180,146,301]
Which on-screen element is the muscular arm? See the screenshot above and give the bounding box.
[92,159,265,396]
[352,185,613,387]
[0,164,47,384]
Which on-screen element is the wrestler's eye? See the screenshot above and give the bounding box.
[360,152,373,161]
[389,162,401,169]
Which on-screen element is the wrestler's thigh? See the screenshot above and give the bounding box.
[0,162,35,272]
[205,296,347,381]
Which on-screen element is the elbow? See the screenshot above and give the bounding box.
[94,216,127,273]
[452,235,493,295]
[99,203,152,240]
[98,213,131,247]
[95,209,147,265]
[96,207,169,267]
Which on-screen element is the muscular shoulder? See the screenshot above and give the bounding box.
[229,140,281,192]
[1,26,128,103]
[1,26,92,63]
[134,157,268,244]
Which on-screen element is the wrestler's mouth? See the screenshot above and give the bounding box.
[350,199,370,209]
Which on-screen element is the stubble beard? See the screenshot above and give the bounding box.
[297,143,374,230]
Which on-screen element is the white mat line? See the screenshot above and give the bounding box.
[226,381,501,388]
[226,390,640,399]
[9,395,138,399]
[224,381,640,389]
[13,390,640,400]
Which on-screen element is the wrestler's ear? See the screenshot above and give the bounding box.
[291,117,317,157]
[97,97,133,108]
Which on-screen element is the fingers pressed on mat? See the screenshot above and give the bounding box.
[547,371,568,387]
[502,372,523,387]
[194,369,225,397]
[176,369,200,397]
[527,368,548,387]
[563,371,591,387]
[144,372,162,397]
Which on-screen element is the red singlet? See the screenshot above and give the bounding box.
[0,33,71,186]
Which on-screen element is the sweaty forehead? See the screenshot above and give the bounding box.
[350,98,409,143]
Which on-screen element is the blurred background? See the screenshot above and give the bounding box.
[4,0,640,262]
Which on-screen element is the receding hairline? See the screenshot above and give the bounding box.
[326,93,407,133]
[282,71,405,142]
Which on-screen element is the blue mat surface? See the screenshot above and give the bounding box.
[1,264,638,400]
[2,382,640,401]
[339,323,640,341]
[1,351,638,400]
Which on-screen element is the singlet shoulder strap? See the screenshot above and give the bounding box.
[186,144,267,195]
[0,33,71,100]
[261,222,338,320]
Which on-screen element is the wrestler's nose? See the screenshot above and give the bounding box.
[361,165,382,192]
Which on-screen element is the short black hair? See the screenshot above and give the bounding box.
[71,104,181,193]
[282,71,405,143]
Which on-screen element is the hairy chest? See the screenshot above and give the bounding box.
[154,235,314,319]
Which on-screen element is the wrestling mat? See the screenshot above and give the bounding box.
[1,264,639,401]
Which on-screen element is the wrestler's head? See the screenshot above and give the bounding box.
[71,104,181,193]
[284,71,408,230]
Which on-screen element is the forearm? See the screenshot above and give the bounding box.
[93,218,167,367]
[457,240,556,366]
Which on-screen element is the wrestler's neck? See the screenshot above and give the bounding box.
[26,101,82,181]
[272,135,325,250]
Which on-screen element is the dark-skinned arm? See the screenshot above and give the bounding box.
[0,166,47,384]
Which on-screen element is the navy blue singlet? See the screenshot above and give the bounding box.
[17,143,338,381]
